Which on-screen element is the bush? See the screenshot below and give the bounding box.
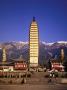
[63,59,67,72]
[21,78,26,84]
[27,74,31,78]
[21,75,23,78]
[54,72,58,77]
[5,75,7,78]
[23,74,26,77]
[17,75,19,78]
[58,72,67,78]
[64,73,67,78]
[44,74,49,78]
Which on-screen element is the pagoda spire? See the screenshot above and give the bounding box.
[33,16,36,21]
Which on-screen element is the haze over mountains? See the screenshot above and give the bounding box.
[0,41,67,65]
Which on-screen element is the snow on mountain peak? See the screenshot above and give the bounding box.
[57,41,67,44]
[42,42,54,46]
[42,41,67,46]
[19,41,28,44]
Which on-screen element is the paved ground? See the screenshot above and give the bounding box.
[0,84,67,90]
[0,72,67,90]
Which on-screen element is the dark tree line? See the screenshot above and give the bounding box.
[63,58,67,72]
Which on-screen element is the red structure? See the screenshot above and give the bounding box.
[14,61,27,70]
[52,63,64,71]
[51,59,64,71]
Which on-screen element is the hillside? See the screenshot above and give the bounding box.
[0,41,67,65]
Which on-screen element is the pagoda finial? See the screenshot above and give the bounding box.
[33,16,35,21]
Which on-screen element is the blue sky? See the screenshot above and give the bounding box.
[0,0,67,43]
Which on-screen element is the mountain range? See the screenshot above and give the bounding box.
[0,41,67,65]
